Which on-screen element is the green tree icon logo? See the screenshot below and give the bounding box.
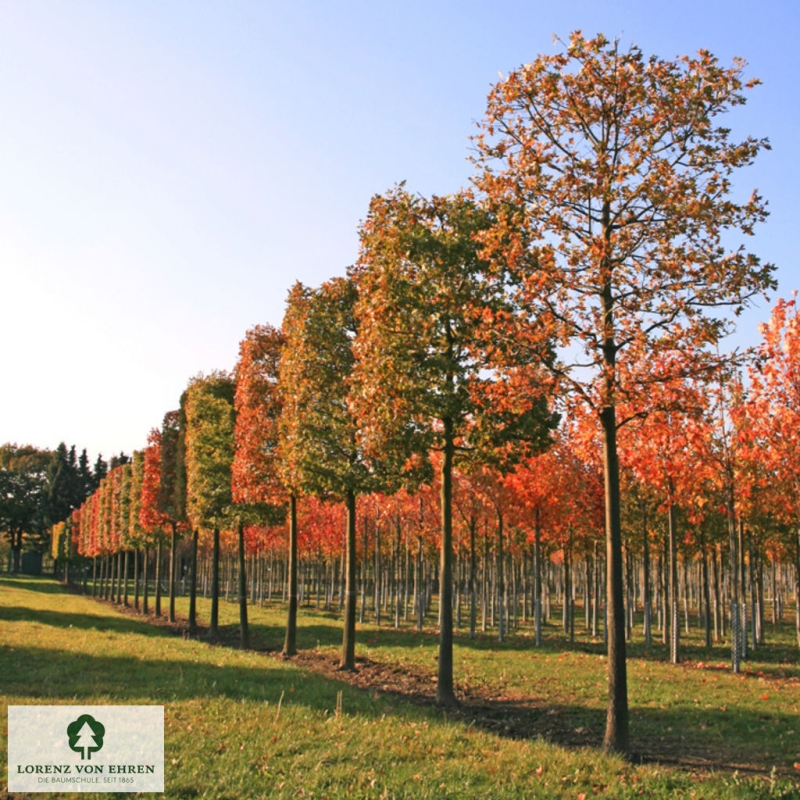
[67,714,105,760]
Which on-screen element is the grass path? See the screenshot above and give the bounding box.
[2,575,799,798]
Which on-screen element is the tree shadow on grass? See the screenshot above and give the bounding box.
[286,648,800,779]
[0,604,179,638]
[0,640,413,723]
[0,575,74,595]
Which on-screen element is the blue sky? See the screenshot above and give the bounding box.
[1,0,797,460]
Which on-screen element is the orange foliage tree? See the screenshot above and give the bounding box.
[747,296,800,646]
[472,32,774,753]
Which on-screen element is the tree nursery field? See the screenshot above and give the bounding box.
[2,575,798,799]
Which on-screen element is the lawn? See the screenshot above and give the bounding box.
[1,574,798,799]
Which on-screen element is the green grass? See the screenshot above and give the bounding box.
[1,575,799,799]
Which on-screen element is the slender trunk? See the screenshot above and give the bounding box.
[700,528,712,648]
[642,503,651,651]
[601,403,629,755]
[481,527,488,633]
[727,485,741,673]
[340,490,358,670]
[237,522,249,649]
[123,550,130,607]
[133,549,140,611]
[497,506,504,643]
[209,528,220,639]
[169,525,178,623]
[360,519,368,624]
[154,541,163,617]
[416,536,424,632]
[436,419,457,707]
[188,530,198,635]
[115,552,123,602]
[593,539,600,638]
[395,517,402,629]
[374,523,381,626]
[283,495,298,656]
[739,518,747,660]
[469,515,477,640]
[534,509,542,647]
[142,548,150,614]
[712,544,722,641]
[668,502,679,664]
[795,526,800,650]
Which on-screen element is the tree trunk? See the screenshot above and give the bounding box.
[188,529,198,635]
[395,516,402,629]
[133,549,140,611]
[727,484,741,673]
[469,514,477,640]
[340,489,358,669]
[497,506,505,643]
[700,528,712,648]
[209,528,220,639]
[374,522,381,626]
[143,549,150,614]
[600,402,629,755]
[123,550,130,607]
[534,508,542,646]
[642,503,651,651]
[283,495,298,656]
[668,502,680,664]
[237,522,249,649]
[154,541,163,617]
[169,525,178,623]
[436,419,457,707]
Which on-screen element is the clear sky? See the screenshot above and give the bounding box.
[1,0,797,461]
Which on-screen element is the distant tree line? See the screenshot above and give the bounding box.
[0,442,127,572]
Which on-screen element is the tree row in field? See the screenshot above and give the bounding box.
[36,33,794,757]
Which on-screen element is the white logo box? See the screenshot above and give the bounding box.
[8,705,164,793]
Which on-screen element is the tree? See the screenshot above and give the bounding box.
[746,296,800,647]
[92,454,108,491]
[472,32,774,753]
[278,278,376,669]
[351,187,555,704]
[232,324,287,650]
[0,444,51,571]
[159,410,187,623]
[127,450,146,611]
[140,430,169,616]
[45,443,85,533]
[184,371,236,640]
[78,449,93,497]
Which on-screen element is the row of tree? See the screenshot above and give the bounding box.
[45,33,790,758]
[1,442,124,571]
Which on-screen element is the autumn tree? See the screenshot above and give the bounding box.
[158,410,186,623]
[747,296,800,646]
[351,187,555,705]
[184,371,236,640]
[140,430,169,616]
[473,32,774,753]
[618,371,711,665]
[128,450,146,611]
[232,324,286,650]
[279,278,377,669]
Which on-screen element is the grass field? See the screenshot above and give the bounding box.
[2,574,799,799]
